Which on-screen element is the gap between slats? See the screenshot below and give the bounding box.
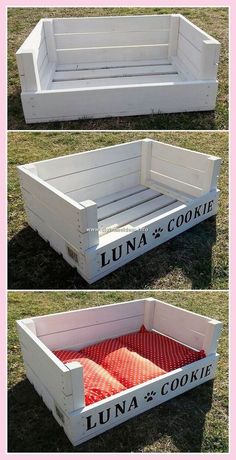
[98,194,177,233]
[97,189,162,221]
[53,64,177,82]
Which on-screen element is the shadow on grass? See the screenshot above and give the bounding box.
[8,378,214,452]
[8,216,217,290]
[8,91,218,131]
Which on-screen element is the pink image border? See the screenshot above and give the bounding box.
[1,0,232,457]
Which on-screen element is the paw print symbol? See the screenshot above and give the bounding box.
[144,390,156,402]
[152,227,163,239]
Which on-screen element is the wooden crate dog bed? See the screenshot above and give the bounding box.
[16,14,220,123]
[18,139,221,284]
[17,298,222,446]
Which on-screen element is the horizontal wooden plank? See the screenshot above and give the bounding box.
[47,157,141,194]
[55,58,171,71]
[32,141,141,180]
[67,172,141,204]
[98,189,161,221]
[56,44,169,65]
[34,300,144,336]
[53,64,177,82]
[151,156,207,190]
[53,15,171,34]
[50,73,181,90]
[151,141,214,171]
[21,81,218,123]
[99,195,175,232]
[55,30,169,50]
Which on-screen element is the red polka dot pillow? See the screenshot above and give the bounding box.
[79,338,166,388]
[53,349,126,406]
[100,346,166,388]
[119,325,206,372]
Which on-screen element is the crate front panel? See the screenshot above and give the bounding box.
[85,190,218,282]
[23,190,218,283]
[65,355,218,445]
[21,81,218,123]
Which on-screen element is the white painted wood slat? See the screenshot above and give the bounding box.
[50,73,182,90]
[55,30,170,49]
[53,64,177,82]
[56,44,169,65]
[53,15,171,34]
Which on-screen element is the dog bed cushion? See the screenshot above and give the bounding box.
[81,339,166,388]
[54,326,205,406]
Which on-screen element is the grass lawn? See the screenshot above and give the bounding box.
[8,7,228,130]
[8,131,228,290]
[8,290,228,453]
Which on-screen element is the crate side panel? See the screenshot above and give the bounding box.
[152,300,211,351]
[17,323,74,412]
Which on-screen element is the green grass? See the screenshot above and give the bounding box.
[8,7,228,130]
[8,290,228,453]
[8,131,228,290]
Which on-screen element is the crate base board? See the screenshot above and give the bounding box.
[25,190,218,284]
[23,354,218,446]
[21,81,218,123]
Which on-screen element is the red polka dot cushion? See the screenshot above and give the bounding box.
[99,346,166,388]
[79,338,166,388]
[53,349,126,406]
[119,325,206,372]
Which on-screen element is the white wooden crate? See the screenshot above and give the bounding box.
[18,138,221,284]
[16,298,222,446]
[16,14,220,123]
